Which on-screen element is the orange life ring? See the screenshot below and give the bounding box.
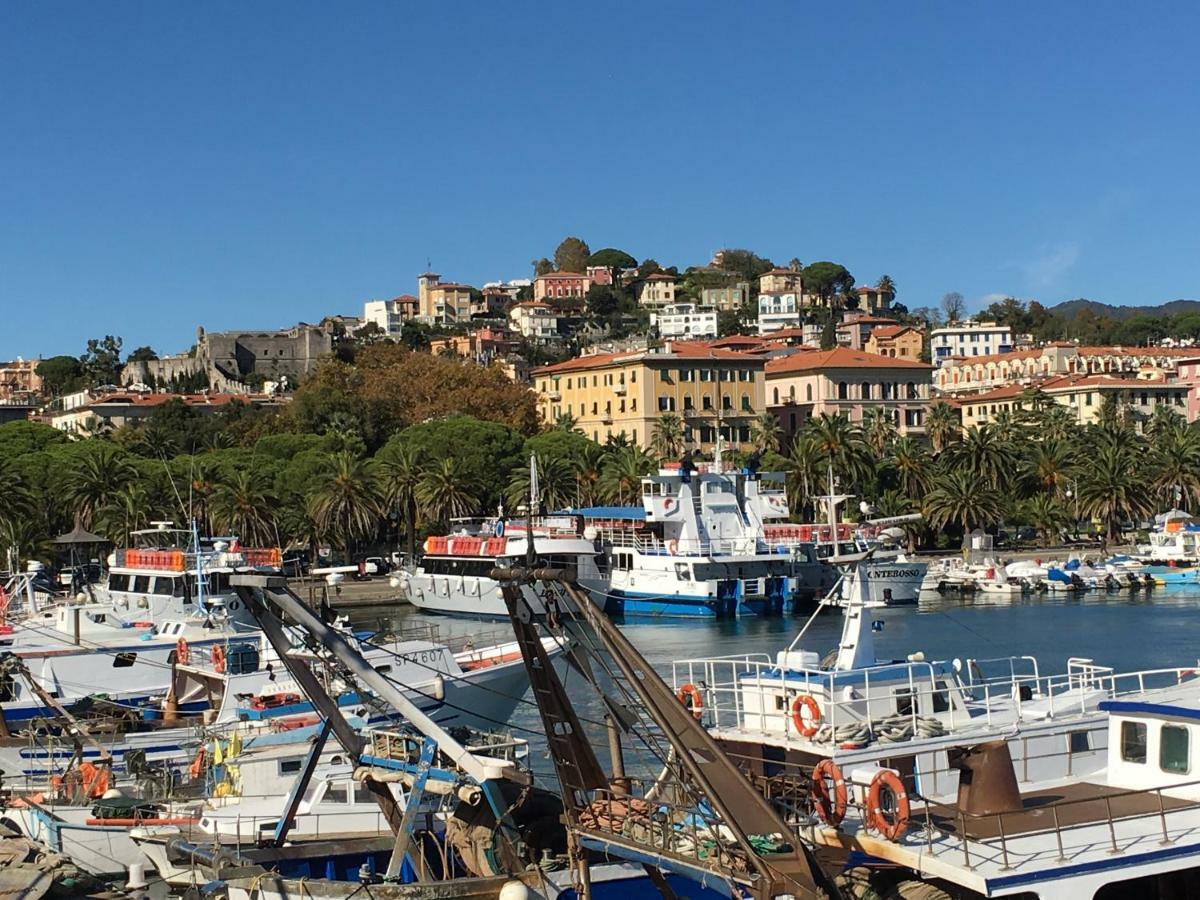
[175,638,190,666]
[211,644,226,674]
[811,759,848,827]
[790,694,821,737]
[676,682,703,718]
[866,769,910,841]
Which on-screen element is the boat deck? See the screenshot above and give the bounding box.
[928,780,1199,839]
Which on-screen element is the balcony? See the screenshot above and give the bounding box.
[614,384,627,395]
[601,412,613,424]
[547,390,561,400]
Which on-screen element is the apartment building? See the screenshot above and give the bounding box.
[958,374,1189,431]
[930,320,1013,365]
[650,303,717,339]
[533,341,765,452]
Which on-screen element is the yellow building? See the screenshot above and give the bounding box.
[959,374,1188,432]
[533,341,765,452]
[865,324,924,360]
[417,272,474,324]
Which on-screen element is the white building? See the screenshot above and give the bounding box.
[930,320,1014,365]
[508,302,559,342]
[650,303,718,339]
[362,296,419,336]
[757,292,802,335]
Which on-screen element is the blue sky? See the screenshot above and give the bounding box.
[2,2,1199,360]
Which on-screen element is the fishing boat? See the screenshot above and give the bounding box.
[1135,512,1200,583]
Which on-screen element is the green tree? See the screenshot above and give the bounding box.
[37,356,86,395]
[80,335,124,387]
[587,248,637,270]
[1149,422,1200,510]
[819,319,837,349]
[749,412,781,453]
[924,469,1004,540]
[861,408,898,456]
[599,446,654,504]
[941,292,966,324]
[926,401,960,454]
[533,257,554,277]
[374,442,426,562]
[60,443,139,528]
[1075,443,1152,541]
[1021,493,1070,545]
[807,414,874,496]
[396,416,525,513]
[885,436,932,500]
[127,346,159,362]
[714,249,775,282]
[211,470,278,547]
[506,454,575,513]
[875,275,896,301]
[308,452,383,560]
[945,425,1011,490]
[800,262,854,308]
[1021,438,1072,497]
[417,458,479,526]
[553,237,591,274]
[651,413,687,461]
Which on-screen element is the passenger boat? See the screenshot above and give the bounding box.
[575,463,827,618]
[1135,513,1200,583]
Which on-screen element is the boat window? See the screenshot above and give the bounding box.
[133,575,151,593]
[930,687,950,714]
[109,574,130,592]
[374,665,393,676]
[152,578,174,596]
[674,563,691,581]
[113,652,137,668]
[326,784,350,804]
[1069,731,1091,754]
[1120,721,1147,764]
[279,758,304,775]
[894,687,914,718]
[1160,724,1190,774]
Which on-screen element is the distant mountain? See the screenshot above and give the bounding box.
[1050,298,1200,320]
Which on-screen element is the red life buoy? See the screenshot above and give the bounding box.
[866,770,910,840]
[211,644,226,674]
[175,638,190,666]
[811,759,848,826]
[791,694,821,737]
[676,683,703,719]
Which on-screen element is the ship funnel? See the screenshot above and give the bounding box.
[949,740,1022,816]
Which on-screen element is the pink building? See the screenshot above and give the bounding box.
[1175,357,1200,421]
[534,272,591,302]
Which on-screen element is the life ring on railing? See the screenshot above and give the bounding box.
[866,770,910,841]
[811,759,848,827]
[211,644,226,674]
[790,694,821,737]
[175,638,190,666]
[676,683,703,718]
[666,539,679,555]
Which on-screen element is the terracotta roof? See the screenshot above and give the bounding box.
[704,336,768,348]
[429,282,472,292]
[762,268,802,276]
[945,344,1195,369]
[511,301,554,311]
[88,392,278,408]
[644,273,676,281]
[962,373,1176,405]
[763,327,810,340]
[537,271,586,279]
[842,315,899,326]
[869,325,917,339]
[534,342,762,375]
[765,347,932,376]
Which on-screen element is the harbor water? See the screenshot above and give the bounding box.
[358,584,1200,777]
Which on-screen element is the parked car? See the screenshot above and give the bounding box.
[355,556,390,578]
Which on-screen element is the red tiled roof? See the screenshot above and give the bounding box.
[392,294,419,303]
[762,268,801,276]
[765,347,932,375]
[533,342,762,375]
[536,271,586,279]
[869,325,917,339]
[842,315,899,326]
[644,273,676,281]
[89,392,277,408]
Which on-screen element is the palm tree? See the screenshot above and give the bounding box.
[926,401,960,454]
[211,470,278,547]
[599,446,654,505]
[1075,444,1153,542]
[651,413,687,462]
[874,489,922,551]
[886,436,932,501]
[924,469,1004,541]
[1149,424,1200,511]
[806,414,874,495]
[784,434,823,520]
[0,460,39,565]
[945,425,1010,490]
[875,274,896,301]
[748,412,782,454]
[308,452,383,560]
[572,444,606,508]
[375,443,426,564]
[861,408,898,457]
[1039,404,1078,442]
[1022,493,1070,545]
[94,483,154,546]
[1145,404,1185,442]
[417,458,478,527]
[506,455,576,513]
[1021,438,1071,497]
[60,444,138,528]
[553,412,582,433]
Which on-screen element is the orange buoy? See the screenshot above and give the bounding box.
[866,770,910,840]
[811,759,848,826]
[676,682,704,719]
[790,694,821,737]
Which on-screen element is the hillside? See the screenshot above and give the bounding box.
[1050,298,1200,320]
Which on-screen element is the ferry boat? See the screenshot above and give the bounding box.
[403,516,602,618]
[570,463,832,618]
[1135,512,1200,583]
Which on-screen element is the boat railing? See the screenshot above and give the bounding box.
[673,653,1200,751]
[602,529,762,557]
